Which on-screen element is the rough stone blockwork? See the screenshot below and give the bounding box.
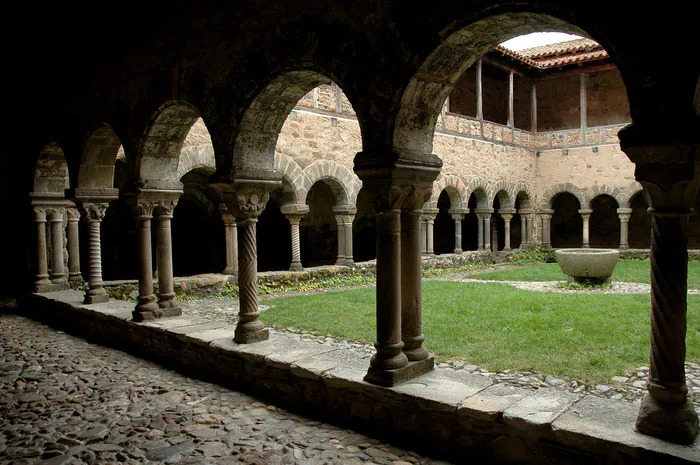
[27,291,700,464]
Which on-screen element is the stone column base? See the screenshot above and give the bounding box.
[84,294,109,304]
[290,262,304,272]
[35,282,70,293]
[454,248,463,254]
[234,326,270,344]
[636,394,699,445]
[363,356,434,387]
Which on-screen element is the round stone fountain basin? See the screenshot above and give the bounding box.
[555,248,620,283]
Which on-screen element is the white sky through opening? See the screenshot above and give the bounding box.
[500,32,583,51]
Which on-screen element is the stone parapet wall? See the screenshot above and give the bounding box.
[27,291,700,464]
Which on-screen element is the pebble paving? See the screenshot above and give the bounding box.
[0,313,451,465]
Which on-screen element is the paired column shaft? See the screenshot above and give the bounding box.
[477,215,485,250]
[484,216,492,251]
[501,214,513,251]
[156,211,179,313]
[220,205,238,276]
[133,204,160,320]
[344,220,354,264]
[66,208,82,283]
[580,209,592,248]
[401,209,428,361]
[453,214,463,254]
[33,209,51,289]
[520,214,527,248]
[48,209,67,283]
[426,216,435,255]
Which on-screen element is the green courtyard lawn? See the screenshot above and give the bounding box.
[260,280,700,384]
[471,260,700,288]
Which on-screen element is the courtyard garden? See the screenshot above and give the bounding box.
[259,259,700,385]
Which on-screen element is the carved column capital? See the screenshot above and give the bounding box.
[81,203,109,222]
[578,208,593,218]
[216,177,282,222]
[219,203,236,225]
[66,207,81,222]
[33,207,47,222]
[500,213,513,222]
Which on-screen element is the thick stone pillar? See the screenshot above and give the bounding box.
[48,208,67,284]
[354,150,439,386]
[620,130,699,444]
[451,214,464,254]
[500,208,516,252]
[66,207,83,284]
[401,191,430,363]
[33,208,51,290]
[155,199,180,316]
[579,208,592,248]
[220,204,238,276]
[133,200,160,320]
[617,207,632,250]
[539,209,554,248]
[80,203,109,304]
[282,204,309,271]
[215,176,281,344]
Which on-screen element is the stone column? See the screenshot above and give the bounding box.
[66,207,83,284]
[619,149,700,444]
[452,214,464,254]
[133,201,160,320]
[33,208,51,290]
[484,215,492,251]
[80,203,109,304]
[420,216,427,255]
[500,209,516,252]
[617,207,632,250]
[217,177,281,344]
[477,214,485,250]
[220,204,238,276]
[519,213,527,248]
[344,218,354,265]
[401,193,429,363]
[579,208,592,248]
[155,199,180,316]
[423,208,438,255]
[48,208,67,284]
[282,204,309,271]
[336,218,346,265]
[539,209,554,248]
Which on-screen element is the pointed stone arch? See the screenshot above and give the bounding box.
[301,160,358,206]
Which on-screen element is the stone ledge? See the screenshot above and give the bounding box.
[26,291,700,464]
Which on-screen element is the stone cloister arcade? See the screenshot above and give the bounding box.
[12,4,700,447]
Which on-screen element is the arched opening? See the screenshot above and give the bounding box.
[589,194,620,248]
[628,192,650,249]
[257,187,292,272]
[551,192,582,248]
[171,167,225,277]
[301,180,341,267]
[353,187,376,262]
[434,191,454,255]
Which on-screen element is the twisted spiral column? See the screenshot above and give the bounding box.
[636,210,699,443]
[33,208,51,289]
[83,204,109,304]
[235,217,269,343]
[287,215,303,271]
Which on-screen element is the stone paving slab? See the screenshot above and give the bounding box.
[502,387,582,430]
[458,383,533,421]
[552,395,700,462]
[24,291,700,464]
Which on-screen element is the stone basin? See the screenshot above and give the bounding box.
[555,248,620,284]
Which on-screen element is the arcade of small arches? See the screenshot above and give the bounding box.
[23,9,700,446]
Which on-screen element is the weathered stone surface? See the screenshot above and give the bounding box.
[393,369,492,411]
[264,341,338,369]
[291,349,371,380]
[459,383,532,420]
[503,388,582,430]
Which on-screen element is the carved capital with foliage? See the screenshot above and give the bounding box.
[81,203,108,222]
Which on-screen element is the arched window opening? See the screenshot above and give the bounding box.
[589,194,620,248]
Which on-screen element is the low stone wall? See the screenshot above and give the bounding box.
[26,291,700,464]
[102,252,491,300]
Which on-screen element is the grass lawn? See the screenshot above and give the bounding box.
[471,260,700,288]
[260,280,700,384]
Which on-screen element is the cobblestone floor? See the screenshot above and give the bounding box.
[0,313,451,465]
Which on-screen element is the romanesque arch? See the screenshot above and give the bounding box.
[551,191,583,248]
[274,153,305,205]
[78,124,123,189]
[177,118,216,180]
[589,193,620,248]
[34,143,70,195]
[541,183,586,210]
[392,12,599,159]
[428,175,468,209]
[139,100,202,185]
[301,160,355,206]
[465,179,490,209]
